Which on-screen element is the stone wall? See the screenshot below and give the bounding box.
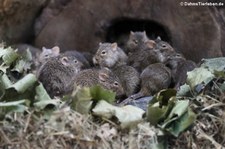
[0,0,224,62]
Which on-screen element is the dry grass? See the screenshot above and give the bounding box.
[0,79,225,149]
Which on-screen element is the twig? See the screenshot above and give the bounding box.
[197,128,224,149]
[0,128,11,144]
[201,103,225,112]
[24,111,33,133]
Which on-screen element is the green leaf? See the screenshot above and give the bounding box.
[0,70,12,89]
[35,83,52,101]
[187,67,214,89]
[176,84,191,97]
[0,100,29,116]
[201,57,225,73]
[219,82,225,91]
[0,47,19,66]
[147,89,177,125]
[0,64,9,73]
[214,70,225,78]
[90,85,116,103]
[0,74,37,101]
[70,87,93,114]
[0,99,28,107]
[92,100,145,129]
[10,73,37,93]
[12,49,33,73]
[33,83,63,110]
[70,85,116,114]
[160,100,189,128]
[161,108,196,137]
[34,99,62,110]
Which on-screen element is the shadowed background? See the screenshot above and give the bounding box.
[0,0,224,62]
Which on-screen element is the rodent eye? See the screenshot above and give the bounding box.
[101,51,106,55]
[44,54,49,58]
[114,81,119,86]
[133,40,138,44]
[74,60,78,63]
[162,44,167,48]
[101,80,106,83]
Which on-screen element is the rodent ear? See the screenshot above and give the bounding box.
[130,31,134,35]
[111,43,117,51]
[145,40,156,49]
[61,56,69,66]
[99,72,109,82]
[156,36,161,41]
[99,67,110,81]
[143,31,146,35]
[42,47,47,51]
[52,46,60,54]
[99,42,102,46]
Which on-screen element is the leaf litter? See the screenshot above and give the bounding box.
[0,45,224,149]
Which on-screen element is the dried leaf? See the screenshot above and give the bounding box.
[93,100,145,129]
[187,67,214,89]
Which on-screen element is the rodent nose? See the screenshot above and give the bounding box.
[93,57,99,65]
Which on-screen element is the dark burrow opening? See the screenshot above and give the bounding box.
[105,18,172,50]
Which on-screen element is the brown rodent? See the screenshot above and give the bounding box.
[119,63,171,105]
[39,46,90,69]
[37,55,83,98]
[128,48,159,72]
[93,42,140,97]
[126,31,150,53]
[39,46,60,64]
[74,67,124,97]
[165,54,197,89]
[111,65,140,97]
[93,42,128,67]
[127,36,176,72]
[82,51,94,67]
[154,37,176,63]
[63,50,91,68]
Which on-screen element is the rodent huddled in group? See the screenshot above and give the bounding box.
[20,31,196,104]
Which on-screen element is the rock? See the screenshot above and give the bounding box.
[34,0,72,36]
[0,0,47,44]
[0,0,224,62]
[127,96,153,111]
[34,0,224,62]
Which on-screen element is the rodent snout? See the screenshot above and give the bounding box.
[93,56,99,65]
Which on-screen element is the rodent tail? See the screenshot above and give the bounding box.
[118,92,143,106]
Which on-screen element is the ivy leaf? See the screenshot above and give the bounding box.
[0,47,19,66]
[160,100,189,128]
[33,83,63,110]
[147,89,177,125]
[10,73,37,93]
[0,74,37,101]
[90,85,116,103]
[201,57,225,73]
[176,84,192,97]
[70,85,116,114]
[187,67,214,89]
[0,70,12,90]
[160,107,196,137]
[92,100,145,129]
[70,86,93,114]
[0,100,29,117]
[12,49,33,73]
